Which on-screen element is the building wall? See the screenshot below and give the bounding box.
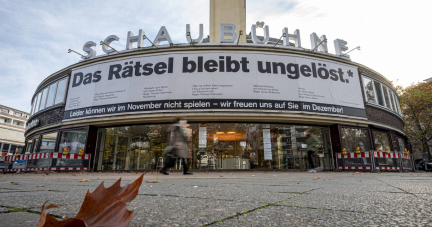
[0,126,25,145]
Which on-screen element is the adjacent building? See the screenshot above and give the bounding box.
[0,105,29,155]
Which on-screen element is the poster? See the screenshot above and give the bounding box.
[64,51,365,119]
[199,127,207,148]
[263,129,272,160]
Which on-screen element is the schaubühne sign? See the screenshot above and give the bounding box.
[64,51,366,119]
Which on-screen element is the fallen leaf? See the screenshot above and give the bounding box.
[10,182,19,185]
[133,172,138,175]
[360,174,365,176]
[354,172,359,174]
[313,177,320,180]
[251,175,256,177]
[37,185,45,187]
[77,179,91,182]
[219,175,223,177]
[377,172,382,174]
[352,173,356,175]
[62,215,69,220]
[145,180,160,183]
[37,174,144,227]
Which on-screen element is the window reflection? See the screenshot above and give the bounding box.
[372,130,390,151]
[40,132,58,153]
[341,128,371,152]
[363,77,376,103]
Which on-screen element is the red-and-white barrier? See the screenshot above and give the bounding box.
[372,151,402,171]
[337,152,370,159]
[373,152,399,159]
[5,154,28,162]
[51,153,90,160]
[3,168,26,172]
[27,153,50,160]
[1,152,91,172]
[400,154,411,160]
[338,166,371,170]
[375,167,400,170]
[336,151,373,171]
[337,151,415,172]
[49,167,89,171]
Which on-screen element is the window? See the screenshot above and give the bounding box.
[40,132,58,153]
[35,92,41,112]
[32,138,39,153]
[10,145,17,154]
[54,79,67,104]
[390,92,397,113]
[14,112,22,117]
[39,88,48,111]
[30,99,35,115]
[56,129,87,167]
[46,83,57,108]
[2,143,10,153]
[0,108,9,114]
[26,140,33,154]
[363,77,376,103]
[391,135,399,152]
[397,137,406,152]
[341,127,372,152]
[372,130,391,151]
[13,121,24,126]
[59,129,87,154]
[373,81,384,106]
[394,94,402,114]
[382,86,392,110]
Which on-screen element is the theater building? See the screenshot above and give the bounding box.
[23,0,407,171]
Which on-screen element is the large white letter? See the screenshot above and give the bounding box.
[82,41,96,59]
[251,24,270,44]
[126,29,144,50]
[186,24,204,43]
[220,24,237,43]
[310,33,328,52]
[102,35,119,54]
[153,26,173,46]
[334,39,349,57]
[282,28,301,47]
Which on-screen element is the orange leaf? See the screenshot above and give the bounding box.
[37,174,144,227]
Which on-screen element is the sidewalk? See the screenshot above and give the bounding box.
[1,171,431,226]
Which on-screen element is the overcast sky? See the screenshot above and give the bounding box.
[0,0,430,112]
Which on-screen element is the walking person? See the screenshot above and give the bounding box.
[304,129,319,172]
[160,117,193,175]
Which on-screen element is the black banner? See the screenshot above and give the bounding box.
[63,99,367,119]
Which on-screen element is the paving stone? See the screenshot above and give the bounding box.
[1,171,431,226]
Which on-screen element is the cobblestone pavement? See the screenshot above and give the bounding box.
[0,171,431,226]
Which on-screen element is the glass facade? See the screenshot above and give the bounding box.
[95,123,334,171]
